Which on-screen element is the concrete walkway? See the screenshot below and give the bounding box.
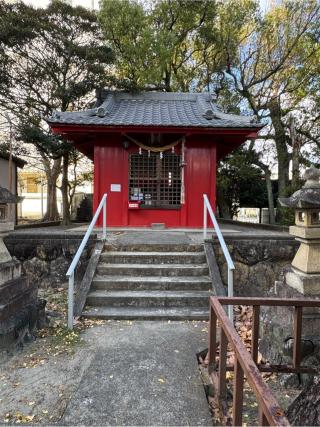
[62,321,212,426]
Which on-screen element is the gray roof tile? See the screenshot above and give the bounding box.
[47,91,262,129]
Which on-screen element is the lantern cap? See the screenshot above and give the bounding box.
[279,167,320,208]
[0,187,22,204]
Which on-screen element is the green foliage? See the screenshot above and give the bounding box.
[98,0,217,91]
[277,206,295,226]
[217,147,268,218]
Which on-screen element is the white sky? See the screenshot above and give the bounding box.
[22,0,97,9]
[21,0,270,12]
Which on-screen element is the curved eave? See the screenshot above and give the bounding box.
[49,123,263,161]
[49,122,263,135]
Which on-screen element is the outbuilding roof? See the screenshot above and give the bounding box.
[48,91,262,129]
[0,151,26,168]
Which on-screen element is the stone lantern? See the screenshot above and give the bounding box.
[0,186,21,263]
[279,167,320,294]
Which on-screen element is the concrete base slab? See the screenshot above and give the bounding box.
[62,321,212,426]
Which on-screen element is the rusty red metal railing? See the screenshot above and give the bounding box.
[208,297,320,426]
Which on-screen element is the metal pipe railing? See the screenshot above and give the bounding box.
[66,193,108,329]
[203,194,235,321]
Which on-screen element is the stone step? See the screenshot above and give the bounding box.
[0,277,30,302]
[99,251,206,264]
[96,263,209,277]
[86,290,212,308]
[103,244,203,253]
[92,275,212,291]
[83,306,209,320]
[0,278,37,323]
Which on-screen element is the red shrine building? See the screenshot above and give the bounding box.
[48,92,262,228]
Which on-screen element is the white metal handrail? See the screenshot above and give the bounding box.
[66,193,108,329]
[203,194,235,321]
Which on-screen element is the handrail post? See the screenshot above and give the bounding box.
[66,193,108,329]
[203,194,235,322]
[103,197,107,241]
[203,196,207,240]
[228,268,234,322]
[68,271,74,330]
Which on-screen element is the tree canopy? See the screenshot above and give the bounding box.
[0,0,113,221]
[1,0,320,223]
[98,0,218,91]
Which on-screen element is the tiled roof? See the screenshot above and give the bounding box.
[48,91,262,129]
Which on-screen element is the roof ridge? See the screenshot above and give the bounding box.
[113,91,200,102]
[47,90,263,129]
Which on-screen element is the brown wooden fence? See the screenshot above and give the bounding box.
[208,297,320,426]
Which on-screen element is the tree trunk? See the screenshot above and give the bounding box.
[269,100,291,224]
[164,68,172,92]
[61,151,71,225]
[251,155,276,225]
[42,157,61,222]
[269,100,291,197]
[265,170,275,224]
[216,187,232,219]
[286,378,320,426]
[292,135,301,191]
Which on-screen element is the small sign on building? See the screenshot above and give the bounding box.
[110,184,121,192]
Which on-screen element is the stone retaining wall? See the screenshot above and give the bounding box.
[4,231,97,289]
[212,237,299,296]
[259,268,320,369]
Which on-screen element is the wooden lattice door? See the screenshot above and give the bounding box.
[129,152,181,208]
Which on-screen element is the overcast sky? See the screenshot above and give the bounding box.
[22,0,97,8]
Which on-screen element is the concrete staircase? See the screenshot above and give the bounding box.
[83,243,213,320]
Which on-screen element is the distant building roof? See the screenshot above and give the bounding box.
[48,91,262,129]
[0,152,26,169]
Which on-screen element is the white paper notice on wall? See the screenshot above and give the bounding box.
[110,184,121,192]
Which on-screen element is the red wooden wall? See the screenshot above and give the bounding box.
[93,134,216,227]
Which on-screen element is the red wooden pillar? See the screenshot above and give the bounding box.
[180,137,188,227]
[93,144,100,219]
[210,143,217,213]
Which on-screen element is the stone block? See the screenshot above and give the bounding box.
[0,222,14,233]
[290,225,320,239]
[0,259,21,286]
[151,223,166,230]
[291,242,320,274]
[0,277,37,325]
[285,267,320,295]
[0,239,11,263]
